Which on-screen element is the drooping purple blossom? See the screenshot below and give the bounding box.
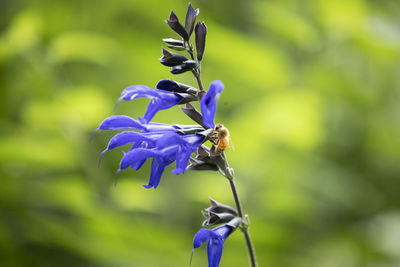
[117,132,204,188]
[192,224,234,267]
[114,85,198,124]
[94,113,207,188]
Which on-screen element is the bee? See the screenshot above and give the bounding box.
[209,124,232,153]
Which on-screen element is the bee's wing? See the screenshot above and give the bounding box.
[229,136,235,150]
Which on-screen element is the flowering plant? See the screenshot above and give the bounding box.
[94,4,257,267]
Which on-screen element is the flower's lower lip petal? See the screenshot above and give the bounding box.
[143,157,172,189]
[207,238,224,267]
[171,168,185,174]
[175,149,192,174]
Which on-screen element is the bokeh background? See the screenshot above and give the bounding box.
[1,0,400,266]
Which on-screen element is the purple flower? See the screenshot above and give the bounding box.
[118,132,204,188]
[115,85,197,124]
[192,224,234,267]
[94,115,207,189]
[201,80,224,128]
[93,79,225,188]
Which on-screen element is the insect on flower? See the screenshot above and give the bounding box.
[209,124,231,153]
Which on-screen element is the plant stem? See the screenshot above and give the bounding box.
[187,41,205,93]
[191,60,258,265]
[195,74,205,92]
[229,178,258,267]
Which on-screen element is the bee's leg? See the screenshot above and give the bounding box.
[210,138,218,145]
[208,132,218,145]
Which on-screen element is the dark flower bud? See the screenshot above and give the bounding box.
[156,79,192,93]
[195,22,207,61]
[166,11,189,41]
[170,60,198,74]
[160,48,188,67]
[206,198,238,216]
[185,3,199,38]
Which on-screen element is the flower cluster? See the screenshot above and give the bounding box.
[94,80,223,188]
[93,4,249,267]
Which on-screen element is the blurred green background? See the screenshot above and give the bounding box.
[1,0,400,266]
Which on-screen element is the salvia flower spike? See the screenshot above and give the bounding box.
[94,3,257,267]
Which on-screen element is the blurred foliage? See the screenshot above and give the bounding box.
[1,0,400,266]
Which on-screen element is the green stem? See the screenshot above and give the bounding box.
[228,178,258,267]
